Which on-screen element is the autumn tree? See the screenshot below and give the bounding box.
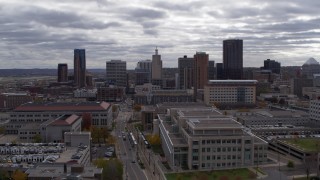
[146,134,161,146]
[133,104,142,112]
[12,169,27,180]
[82,112,92,131]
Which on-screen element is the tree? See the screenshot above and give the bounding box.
[287,160,294,168]
[33,134,42,143]
[112,105,118,112]
[82,112,92,131]
[12,169,27,180]
[133,104,142,112]
[146,135,161,146]
[0,169,9,180]
[93,158,123,180]
[278,98,286,106]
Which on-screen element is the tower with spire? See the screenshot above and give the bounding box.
[151,47,162,86]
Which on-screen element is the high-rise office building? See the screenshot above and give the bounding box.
[178,55,194,89]
[216,63,224,80]
[151,47,162,86]
[194,52,209,101]
[208,60,215,80]
[57,63,68,82]
[263,59,281,74]
[74,49,86,87]
[135,60,152,85]
[106,60,127,87]
[223,39,243,79]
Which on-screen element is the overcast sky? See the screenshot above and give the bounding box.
[1,0,320,69]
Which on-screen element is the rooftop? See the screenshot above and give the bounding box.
[187,117,243,129]
[50,114,81,126]
[282,138,320,152]
[14,101,110,112]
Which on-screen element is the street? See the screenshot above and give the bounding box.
[114,105,148,180]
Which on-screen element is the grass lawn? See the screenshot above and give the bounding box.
[284,138,320,152]
[166,168,256,180]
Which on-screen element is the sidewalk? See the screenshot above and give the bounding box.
[248,167,268,179]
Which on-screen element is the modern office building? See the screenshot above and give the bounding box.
[178,55,194,89]
[194,52,209,101]
[301,57,320,79]
[262,59,281,74]
[151,48,162,86]
[204,80,257,107]
[208,60,215,80]
[159,107,268,170]
[57,63,68,82]
[216,63,224,80]
[135,60,152,85]
[74,49,86,87]
[223,39,243,79]
[106,60,127,87]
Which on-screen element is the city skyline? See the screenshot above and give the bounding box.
[1,0,320,69]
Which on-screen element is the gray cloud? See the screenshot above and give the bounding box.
[0,0,320,69]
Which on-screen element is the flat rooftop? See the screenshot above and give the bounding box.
[187,117,243,129]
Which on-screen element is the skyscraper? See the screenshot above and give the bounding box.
[178,55,194,89]
[135,60,152,85]
[223,39,243,79]
[74,49,86,87]
[263,59,281,74]
[57,63,68,82]
[216,63,224,80]
[194,52,209,101]
[151,47,162,86]
[208,60,215,80]
[106,60,127,87]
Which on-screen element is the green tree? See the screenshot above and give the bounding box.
[112,105,118,112]
[33,134,42,143]
[287,160,294,168]
[93,158,123,180]
[0,169,9,180]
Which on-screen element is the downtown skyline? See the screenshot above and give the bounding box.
[1,0,320,69]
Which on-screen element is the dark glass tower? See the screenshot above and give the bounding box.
[57,63,68,82]
[223,39,243,79]
[74,49,86,87]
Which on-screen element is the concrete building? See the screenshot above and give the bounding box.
[291,78,314,97]
[73,88,97,98]
[310,100,320,124]
[64,132,91,147]
[151,48,163,86]
[302,87,320,100]
[159,107,268,170]
[106,60,127,87]
[178,55,194,89]
[141,106,156,131]
[0,92,33,110]
[301,58,320,79]
[223,39,243,79]
[135,83,161,93]
[204,80,257,107]
[193,52,209,101]
[134,90,193,105]
[74,49,86,88]
[57,63,68,82]
[97,86,126,102]
[26,163,102,180]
